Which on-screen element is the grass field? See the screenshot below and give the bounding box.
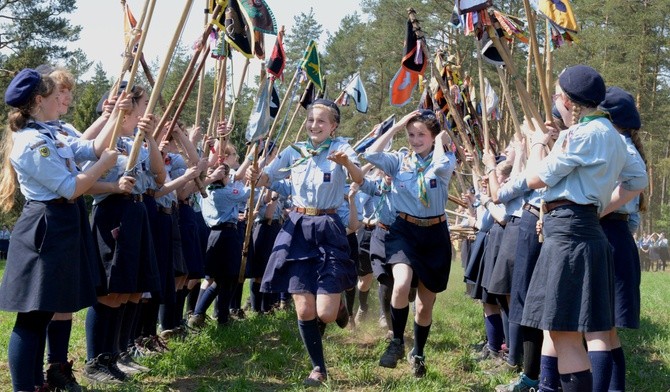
[0,259,669,391]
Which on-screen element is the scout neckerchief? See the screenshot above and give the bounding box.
[280,137,333,172]
[579,111,608,124]
[29,120,74,172]
[411,150,433,207]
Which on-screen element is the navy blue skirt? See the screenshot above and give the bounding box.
[0,200,97,313]
[153,209,175,302]
[357,228,373,276]
[464,230,487,286]
[0,239,8,253]
[92,195,160,294]
[522,205,614,332]
[509,209,541,324]
[171,211,187,277]
[179,203,205,279]
[489,216,521,295]
[204,225,242,280]
[250,220,282,278]
[370,225,393,287]
[385,217,452,293]
[601,218,640,329]
[481,222,505,292]
[460,238,473,269]
[261,212,356,295]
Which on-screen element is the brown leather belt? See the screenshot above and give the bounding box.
[397,212,446,227]
[523,203,540,218]
[211,222,237,230]
[158,206,173,214]
[46,197,75,204]
[377,222,390,231]
[364,224,376,231]
[542,200,578,214]
[295,207,337,216]
[601,212,629,222]
[178,199,194,207]
[144,189,156,198]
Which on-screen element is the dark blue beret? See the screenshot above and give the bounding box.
[4,68,42,108]
[558,65,606,108]
[311,98,340,120]
[495,155,506,164]
[599,86,641,129]
[96,81,128,115]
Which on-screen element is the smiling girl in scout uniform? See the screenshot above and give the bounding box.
[365,109,457,378]
[0,68,119,392]
[246,98,363,386]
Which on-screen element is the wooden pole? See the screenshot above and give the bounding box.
[521,0,553,122]
[474,36,490,152]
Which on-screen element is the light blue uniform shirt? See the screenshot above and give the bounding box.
[336,185,365,228]
[614,134,648,215]
[10,122,96,201]
[496,175,526,218]
[201,180,250,227]
[537,118,638,214]
[358,178,396,226]
[46,120,83,139]
[155,153,177,208]
[365,149,456,218]
[264,137,359,210]
[91,136,152,204]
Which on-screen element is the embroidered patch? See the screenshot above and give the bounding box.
[429,178,437,188]
[39,146,50,157]
[233,189,239,194]
[323,172,331,182]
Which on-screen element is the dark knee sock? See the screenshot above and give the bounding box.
[140,300,159,337]
[379,283,392,326]
[119,302,139,352]
[413,322,431,357]
[484,314,504,352]
[539,355,560,392]
[229,281,243,310]
[522,326,543,380]
[159,300,177,331]
[130,302,145,343]
[500,308,510,350]
[194,284,219,316]
[33,317,49,386]
[588,350,613,392]
[186,282,202,314]
[560,370,592,392]
[215,279,237,325]
[507,321,523,366]
[8,311,54,391]
[46,319,72,364]
[609,346,625,391]
[174,288,189,325]
[344,288,356,316]
[108,304,125,354]
[85,302,113,359]
[250,281,262,312]
[358,289,369,312]
[297,319,327,376]
[390,305,409,344]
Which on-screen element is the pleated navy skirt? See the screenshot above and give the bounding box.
[489,216,521,295]
[509,209,541,324]
[179,203,205,279]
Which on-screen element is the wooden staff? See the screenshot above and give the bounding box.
[521,0,552,122]
[108,0,148,103]
[194,2,210,130]
[474,36,490,152]
[108,0,156,151]
[545,19,553,96]
[277,104,303,152]
[496,67,523,141]
[152,4,223,139]
[126,0,192,170]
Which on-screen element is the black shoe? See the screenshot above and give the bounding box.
[379,338,405,368]
[46,361,82,391]
[335,299,349,329]
[107,353,128,381]
[116,351,150,374]
[407,348,427,378]
[82,353,124,384]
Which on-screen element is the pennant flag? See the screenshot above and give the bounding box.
[270,83,280,118]
[216,0,253,58]
[267,34,286,79]
[354,115,396,153]
[492,10,529,44]
[300,40,323,92]
[533,0,578,33]
[246,77,272,142]
[299,80,316,109]
[389,67,419,107]
[238,0,277,35]
[483,77,499,118]
[342,73,368,113]
[401,19,429,75]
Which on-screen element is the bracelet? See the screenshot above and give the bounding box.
[486,167,495,175]
[531,142,547,148]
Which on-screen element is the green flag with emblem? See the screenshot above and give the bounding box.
[300,40,323,92]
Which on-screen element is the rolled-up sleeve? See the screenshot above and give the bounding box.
[618,148,648,191]
[537,132,595,187]
[365,151,400,176]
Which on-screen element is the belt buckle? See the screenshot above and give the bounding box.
[416,218,430,227]
[305,207,318,216]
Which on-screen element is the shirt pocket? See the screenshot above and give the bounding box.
[395,170,416,191]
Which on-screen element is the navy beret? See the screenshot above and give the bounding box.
[599,86,641,129]
[4,69,42,108]
[96,81,128,115]
[558,65,606,107]
[311,98,340,121]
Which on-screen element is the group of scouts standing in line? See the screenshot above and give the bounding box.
[0,60,648,392]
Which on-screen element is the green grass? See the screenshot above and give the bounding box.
[0,258,669,391]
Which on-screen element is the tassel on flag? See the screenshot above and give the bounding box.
[300,40,323,92]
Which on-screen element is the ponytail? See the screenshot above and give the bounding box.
[0,126,17,212]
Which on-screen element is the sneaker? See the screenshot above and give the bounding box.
[407,348,427,378]
[378,314,389,330]
[303,366,326,387]
[187,313,206,329]
[46,361,82,392]
[229,308,246,320]
[82,353,124,384]
[495,374,539,392]
[108,353,129,381]
[159,326,187,341]
[347,315,356,330]
[354,307,368,325]
[116,351,150,374]
[476,344,505,362]
[379,338,405,368]
[335,299,349,329]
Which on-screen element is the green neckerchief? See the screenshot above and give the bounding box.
[579,111,608,124]
[280,138,333,172]
[412,151,433,207]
